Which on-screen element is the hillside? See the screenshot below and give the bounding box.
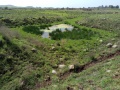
[0,8,120,90]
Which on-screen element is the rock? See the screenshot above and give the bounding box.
[58,64,65,69]
[31,48,37,53]
[112,44,118,48]
[106,43,112,48]
[106,70,111,73]
[99,39,103,43]
[51,46,55,50]
[52,70,57,74]
[68,65,74,70]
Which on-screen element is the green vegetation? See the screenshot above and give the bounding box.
[0,8,120,90]
[50,28,99,40]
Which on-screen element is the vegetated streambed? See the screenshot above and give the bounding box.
[41,24,74,38]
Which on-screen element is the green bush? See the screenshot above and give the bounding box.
[49,28,98,40]
[23,25,43,35]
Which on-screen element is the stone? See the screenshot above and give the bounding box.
[58,64,65,69]
[68,65,74,70]
[112,44,118,48]
[106,70,111,73]
[51,46,55,50]
[99,39,103,43]
[31,48,37,52]
[52,70,57,74]
[106,43,112,48]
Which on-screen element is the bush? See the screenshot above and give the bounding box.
[23,25,43,35]
[49,28,98,40]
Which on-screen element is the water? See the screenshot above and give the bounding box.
[41,24,74,38]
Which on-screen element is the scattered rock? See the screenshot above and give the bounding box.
[106,70,111,73]
[58,64,66,69]
[112,44,118,48]
[51,46,55,50]
[68,65,74,70]
[99,39,103,43]
[52,70,57,74]
[106,43,112,48]
[31,48,37,53]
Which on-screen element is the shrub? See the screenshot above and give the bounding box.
[49,28,98,40]
[23,25,43,35]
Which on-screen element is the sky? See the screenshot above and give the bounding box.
[0,0,120,8]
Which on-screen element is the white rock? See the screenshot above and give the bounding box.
[52,70,57,74]
[106,70,111,73]
[68,65,74,70]
[51,46,55,50]
[99,39,103,43]
[58,64,65,69]
[112,44,118,48]
[106,43,112,48]
[31,48,37,52]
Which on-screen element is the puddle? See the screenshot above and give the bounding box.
[41,24,74,38]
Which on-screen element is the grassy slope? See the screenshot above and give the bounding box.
[0,9,120,90]
[41,55,120,90]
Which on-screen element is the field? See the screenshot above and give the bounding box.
[0,8,120,90]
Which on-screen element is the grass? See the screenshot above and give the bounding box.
[41,55,120,90]
[0,8,120,90]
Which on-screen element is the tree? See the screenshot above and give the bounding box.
[116,5,119,9]
[4,7,8,10]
